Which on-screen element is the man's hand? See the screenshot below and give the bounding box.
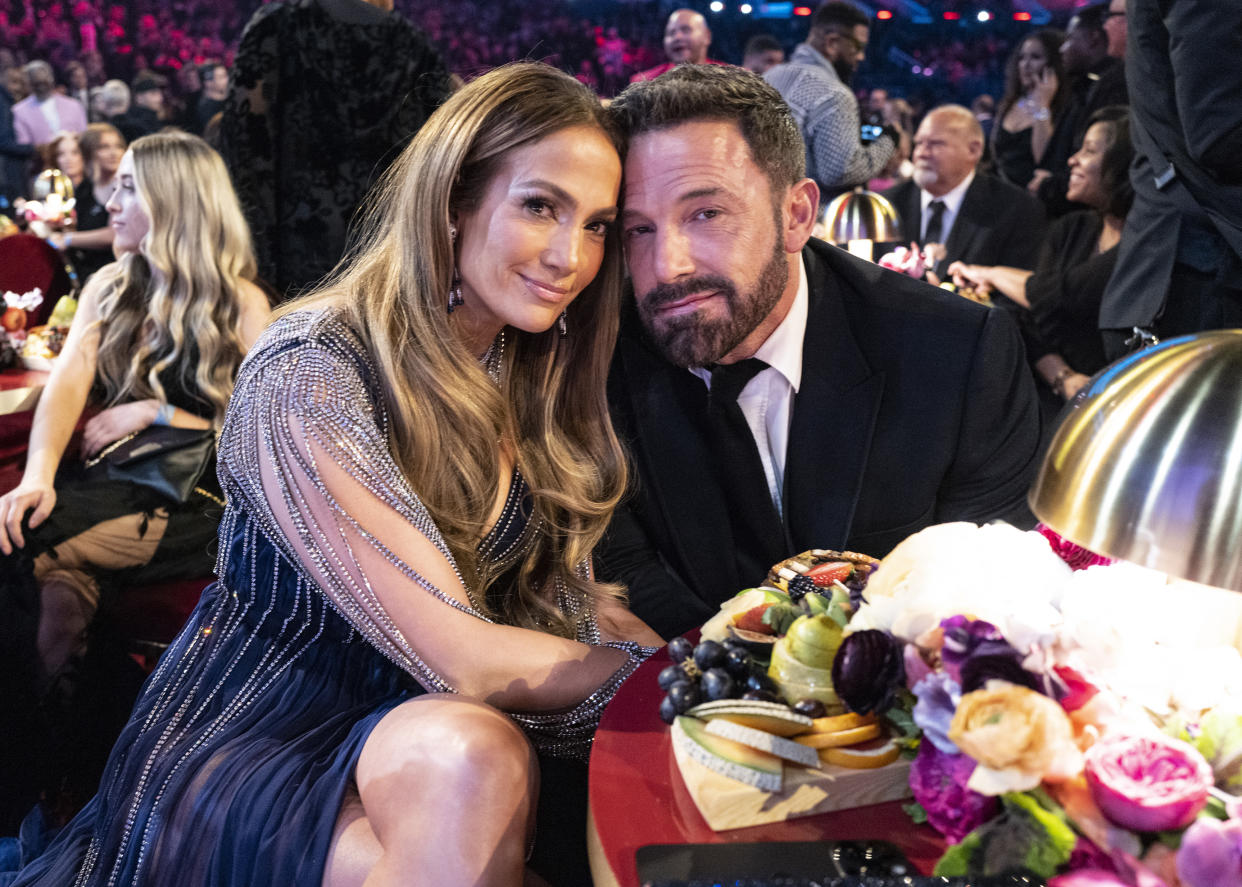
[82,399,160,457]
[0,480,55,554]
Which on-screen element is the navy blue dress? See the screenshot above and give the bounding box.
[13,308,648,885]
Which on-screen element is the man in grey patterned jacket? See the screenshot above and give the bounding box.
[764,0,896,200]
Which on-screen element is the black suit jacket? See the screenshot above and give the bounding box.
[1100,0,1242,335]
[883,173,1046,280]
[599,239,1042,639]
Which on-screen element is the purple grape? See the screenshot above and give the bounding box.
[724,647,753,678]
[668,680,701,714]
[701,668,736,701]
[692,639,727,671]
[792,698,827,719]
[667,637,694,663]
[657,664,687,691]
[745,672,778,695]
[742,689,780,703]
[659,695,679,724]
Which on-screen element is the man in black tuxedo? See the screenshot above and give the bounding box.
[883,104,1046,283]
[600,67,1042,639]
[1099,0,1242,359]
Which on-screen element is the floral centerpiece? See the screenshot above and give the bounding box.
[847,522,1242,885]
[662,522,1242,884]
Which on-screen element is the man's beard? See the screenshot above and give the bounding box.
[912,166,938,190]
[636,236,789,369]
[833,58,856,86]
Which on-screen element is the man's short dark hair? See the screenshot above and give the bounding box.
[1074,4,1109,35]
[744,34,783,57]
[811,1,869,35]
[607,64,805,190]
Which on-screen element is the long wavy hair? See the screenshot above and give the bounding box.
[994,29,1069,147]
[93,131,256,425]
[281,63,628,637]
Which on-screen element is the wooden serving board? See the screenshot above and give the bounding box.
[672,739,913,832]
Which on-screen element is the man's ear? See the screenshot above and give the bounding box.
[783,177,820,252]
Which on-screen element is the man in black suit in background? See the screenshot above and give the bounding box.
[883,104,1046,283]
[1099,0,1242,359]
[600,67,1042,639]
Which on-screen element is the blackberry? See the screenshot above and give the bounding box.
[787,574,817,602]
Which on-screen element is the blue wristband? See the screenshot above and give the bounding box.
[152,402,175,426]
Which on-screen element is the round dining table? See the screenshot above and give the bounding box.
[587,647,945,887]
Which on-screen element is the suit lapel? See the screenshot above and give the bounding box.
[618,337,742,598]
[784,246,885,552]
[937,178,985,278]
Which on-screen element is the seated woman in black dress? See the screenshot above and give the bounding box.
[991,29,1070,192]
[951,107,1134,403]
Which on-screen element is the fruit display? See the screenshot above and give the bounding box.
[20,324,69,359]
[660,549,917,828]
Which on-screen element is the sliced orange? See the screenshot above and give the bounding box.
[793,722,881,749]
[819,737,900,769]
[802,712,876,735]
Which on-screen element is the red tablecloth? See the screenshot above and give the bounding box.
[587,648,945,887]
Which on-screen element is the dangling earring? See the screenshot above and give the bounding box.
[557,310,568,338]
[447,224,464,314]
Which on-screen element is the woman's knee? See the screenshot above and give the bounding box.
[357,696,535,807]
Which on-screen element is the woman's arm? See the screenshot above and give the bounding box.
[228,333,648,730]
[948,262,1034,308]
[1034,353,1091,401]
[235,278,272,351]
[49,226,115,252]
[1029,68,1058,165]
[0,272,107,552]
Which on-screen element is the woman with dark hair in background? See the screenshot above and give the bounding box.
[40,129,115,281]
[991,29,1070,190]
[952,106,1134,407]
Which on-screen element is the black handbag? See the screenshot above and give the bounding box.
[82,425,217,505]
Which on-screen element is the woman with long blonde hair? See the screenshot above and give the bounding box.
[0,130,269,680]
[8,63,658,887]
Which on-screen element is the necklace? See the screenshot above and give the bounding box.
[480,329,506,383]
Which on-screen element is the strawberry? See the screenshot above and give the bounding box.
[805,561,853,587]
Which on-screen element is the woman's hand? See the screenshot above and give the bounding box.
[1061,372,1092,401]
[1032,67,1058,110]
[948,261,992,293]
[82,399,160,457]
[1027,168,1053,195]
[0,480,56,554]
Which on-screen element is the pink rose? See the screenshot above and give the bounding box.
[1084,733,1212,832]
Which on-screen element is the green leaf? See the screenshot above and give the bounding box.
[903,801,929,825]
[761,603,800,636]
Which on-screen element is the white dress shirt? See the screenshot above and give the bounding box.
[920,169,975,244]
[693,256,809,517]
[38,96,63,134]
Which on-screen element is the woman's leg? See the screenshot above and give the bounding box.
[32,510,168,675]
[324,694,539,887]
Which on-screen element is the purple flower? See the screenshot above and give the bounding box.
[1176,816,1242,887]
[940,615,1043,695]
[831,630,905,714]
[904,643,932,690]
[912,671,961,754]
[908,740,999,843]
